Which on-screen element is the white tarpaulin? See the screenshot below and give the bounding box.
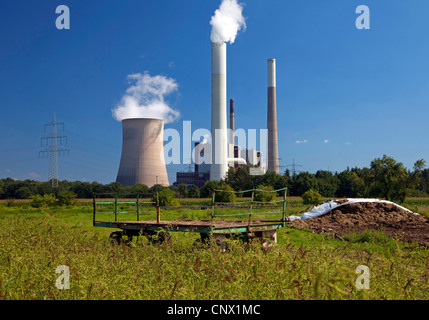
[288,198,417,221]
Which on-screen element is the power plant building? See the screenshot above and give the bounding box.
[116,41,279,188]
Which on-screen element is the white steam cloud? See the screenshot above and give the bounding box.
[112,72,180,123]
[210,0,246,44]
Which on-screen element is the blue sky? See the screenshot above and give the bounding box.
[1,0,428,184]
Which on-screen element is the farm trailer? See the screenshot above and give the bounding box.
[92,188,288,248]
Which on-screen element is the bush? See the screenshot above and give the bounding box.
[177,184,189,198]
[254,185,276,203]
[57,191,77,206]
[188,185,200,198]
[200,181,221,198]
[302,189,323,205]
[153,188,180,207]
[30,194,57,208]
[214,184,236,203]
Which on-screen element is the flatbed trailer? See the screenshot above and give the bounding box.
[92,188,288,248]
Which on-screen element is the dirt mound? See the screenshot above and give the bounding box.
[291,202,429,246]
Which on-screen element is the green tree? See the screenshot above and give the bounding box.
[420,169,429,195]
[408,159,426,193]
[291,172,318,196]
[188,185,200,198]
[14,186,33,199]
[200,180,221,198]
[336,170,365,198]
[225,165,253,191]
[150,184,164,194]
[315,170,339,197]
[130,184,150,195]
[70,181,93,198]
[177,183,189,198]
[107,182,125,194]
[368,155,408,203]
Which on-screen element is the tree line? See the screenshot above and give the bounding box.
[1,155,428,203]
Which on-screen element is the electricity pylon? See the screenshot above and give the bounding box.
[39,113,69,187]
[285,158,302,176]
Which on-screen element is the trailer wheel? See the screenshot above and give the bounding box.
[261,239,274,252]
[109,231,124,245]
[145,231,172,245]
[193,233,212,248]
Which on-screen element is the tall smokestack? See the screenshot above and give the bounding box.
[229,99,235,145]
[267,59,279,174]
[210,41,228,181]
[116,118,169,187]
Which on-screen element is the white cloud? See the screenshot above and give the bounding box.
[324,139,329,144]
[28,172,40,178]
[6,169,11,172]
[168,61,175,69]
[295,140,308,144]
[112,72,180,123]
[345,142,351,145]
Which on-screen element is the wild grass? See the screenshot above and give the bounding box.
[0,200,428,300]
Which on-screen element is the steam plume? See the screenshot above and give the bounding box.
[112,72,180,123]
[210,0,246,44]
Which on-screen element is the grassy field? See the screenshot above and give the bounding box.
[0,198,428,300]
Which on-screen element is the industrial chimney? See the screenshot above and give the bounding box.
[229,98,235,144]
[267,59,279,174]
[210,41,228,181]
[116,118,169,187]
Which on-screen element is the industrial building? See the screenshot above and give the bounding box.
[116,41,279,188]
[175,55,278,187]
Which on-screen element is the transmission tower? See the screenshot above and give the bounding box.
[285,158,302,176]
[39,113,69,187]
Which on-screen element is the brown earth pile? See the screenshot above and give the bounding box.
[291,201,429,246]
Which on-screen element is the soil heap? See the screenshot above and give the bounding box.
[291,201,429,246]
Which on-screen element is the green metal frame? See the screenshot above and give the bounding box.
[92,192,157,225]
[92,188,288,237]
[210,187,288,229]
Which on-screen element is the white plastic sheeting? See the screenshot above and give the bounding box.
[288,198,417,222]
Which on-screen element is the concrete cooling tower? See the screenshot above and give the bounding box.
[116,118,169,187]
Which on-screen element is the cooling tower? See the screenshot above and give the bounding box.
[267,59,279,174]
[210,41,228,181]
[116,118,169,187]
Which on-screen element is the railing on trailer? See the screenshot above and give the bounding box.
[92,188,288,246]
[210,187,288,233]
[92,192,159,226]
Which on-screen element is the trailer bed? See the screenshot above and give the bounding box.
[94,219,285,234]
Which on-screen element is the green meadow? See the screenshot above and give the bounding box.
[1,198,428,300]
